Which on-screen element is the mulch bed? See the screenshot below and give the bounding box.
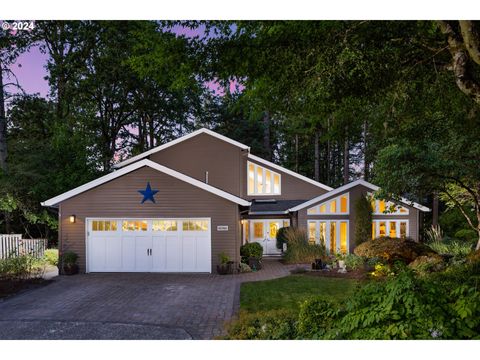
[0,278,52,300]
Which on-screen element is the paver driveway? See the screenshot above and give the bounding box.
[0,259,289,340]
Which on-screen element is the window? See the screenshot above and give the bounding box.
[389,221,397,237]
[247,161,281,195]
[340,196,348,213]
[400,222,407,238]
[330,222,336,253]
[254,222,264,238]
[340,222,348,254]
[308,222,316,245]
[283,220,290,228]
[368,193,409,215]
[378,201,386,214]
[269,222,279,238]
[183,220,208,231]
[122,220,147,231]
[92,220,117,231]
[319,222,326,246]
[372,222,376,240]
[379,222,386,237]
[307,193,349,215]
[244,221,249,242]
[152,220,177,231]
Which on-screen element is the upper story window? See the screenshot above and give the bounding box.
[307,193,349,215]
[368,193,409,215]
[248,161,281,195]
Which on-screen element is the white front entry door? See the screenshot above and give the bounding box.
[87,218,211,273]
[250,219,289,255]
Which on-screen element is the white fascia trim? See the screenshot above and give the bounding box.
[113,128,250,169]
[247,154,333,192]
[42,159,251,207]
[289,179,430,212]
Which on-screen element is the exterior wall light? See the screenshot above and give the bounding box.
[69,215,76,223]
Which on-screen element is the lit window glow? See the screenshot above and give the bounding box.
[247,161,281,195]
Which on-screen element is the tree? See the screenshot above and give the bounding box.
[354,194,373,245]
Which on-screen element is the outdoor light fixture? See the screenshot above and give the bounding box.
[69,215,76,223]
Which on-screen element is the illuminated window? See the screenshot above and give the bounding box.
[152,220,177,231]
[340,196,348,213]
[330,200,337,213]
[372,222,376,239]
[379,201,386,214]
[371,198,376,212]
[92,220,117,231]
[330,222,336,253]
[269,222,279,238]
[247,161,281,195]
[254,222,264,238]
[122,220,147,231]
[379,222,386,237]
[244,221,249,242]
[340,222,348,254]
[283,220,290,228]
[389,222,397,237]
[400,207,408,213]
[320,204,327,213]
[183,220,208,231]
[319,222,327,246]
[308,222,316,245]
[248,163,254,194]
[307,207,317,215]
[400,222,407,238]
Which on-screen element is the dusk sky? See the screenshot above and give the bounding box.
[4,23,237,100]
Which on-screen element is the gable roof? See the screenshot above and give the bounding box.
[247,154,333,191]
[113,128,250,169]
[288,179,431,212]
[42,159,251,207]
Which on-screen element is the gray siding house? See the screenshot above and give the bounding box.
[42,128,430,273]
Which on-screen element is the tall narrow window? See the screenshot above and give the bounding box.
[273,174,280,194]
[265,169,272,193]
[400,222,407,238]
[244,221,249,242]
[320,204,327,213]
[256,167,263,193]
[340,196,348,213]
[248,163,254,194]
[330,200,337,213]
[308,222,316,245]
[340,222,348,254]
[319,222,327,246]
[254,222,263,238]
[372,221,376,239]
[378,200,386,213]
[379,221,386,237]
[389,222,397,237]
[330,222,336,253]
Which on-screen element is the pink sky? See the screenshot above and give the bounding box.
[4,23,243,99]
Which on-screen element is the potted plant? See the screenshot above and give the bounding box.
[336,253,346,270]
[240,242,263,271]
[62,251,79,275]
[217,252,233,275]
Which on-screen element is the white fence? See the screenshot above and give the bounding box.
[0,234,47,259]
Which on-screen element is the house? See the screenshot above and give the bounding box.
[42,128,430,273]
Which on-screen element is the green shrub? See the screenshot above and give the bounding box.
[297,298,340,339]
[344,254,364,270]
[454,229,477,242]
[224,310,297,339]
[238,262,252,273]
[218,252,230,264]
[354,195,373,246]
[282,227,326,264]
[354,237,436,264]
[276,226,289,250]
[44,249,59,266]
[0,254,39,280]
[408,255,445,275]
[428,239,473,258]
[62,251,78,265]
[240,242,263,263]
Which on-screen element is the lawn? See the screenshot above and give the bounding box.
[240,274,359,315]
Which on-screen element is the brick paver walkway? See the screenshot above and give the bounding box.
[0,258,289,339]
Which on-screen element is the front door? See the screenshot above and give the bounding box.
[250,219,289,255]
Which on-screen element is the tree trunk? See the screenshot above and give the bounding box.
[343,136,349,184]
[295,134,299,173]
[314,128,320,181]
[432,192,439,227]
[0,66,7,173]
[263,111,271,161]
[363,120,370,181]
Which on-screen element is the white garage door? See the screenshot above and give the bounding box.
[86,218,211,273]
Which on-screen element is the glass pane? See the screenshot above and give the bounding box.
[379,200,386,213]
[340,196,348,213]
[400,222,407,238]
[283,220,289,228]
[379,222,386,237]
[372,222,376,239]
[141,221,148,231]
[371,198,376,212]
[330,200,337,213]
[111,221,117,231]
[92,221,98,231]
[400,207,408,213]
[308,222,316,245]
[183,221,190,231]
[105,221,110,231]
[273,174,280,194]
[245,221,249,242]
[389,222,397,237]
[265,170,271,193]
[98,221,104,231]
[257,167,263,193]
[254,222,263,238]
[320,204,326,213]
[330,222,336,253]
[307,207,317,214]
[269,222,278,238]
[340,222,348,254]
[319,222,326,246]
[248,163,255,194]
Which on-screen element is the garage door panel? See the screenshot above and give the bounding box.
[89,236,106,272]
[165,235,181,271]
[135,236,152,272]
[152,235,167,271]
[181,235,197,272]
[105,237,122,270]
[121,236,136,271]
[196,236,211,272]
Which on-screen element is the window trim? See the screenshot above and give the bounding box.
[308,219,350,254]
[307,193,350,215]
[247,161,282,196]
[368,192,410,215]
[372,219,409,239]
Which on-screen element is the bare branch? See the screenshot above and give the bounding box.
[442,188,477,232]
[460,20,480,65]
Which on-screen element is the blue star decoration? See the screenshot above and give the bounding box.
[138,182,159,204]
